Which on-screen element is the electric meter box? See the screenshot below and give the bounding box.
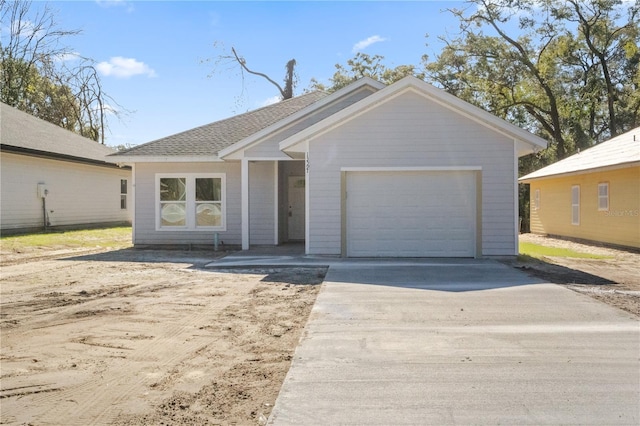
[37,183,48,198]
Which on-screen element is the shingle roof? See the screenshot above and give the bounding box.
[112,91,328,158]
[520,127,640,181]
[0,102,119,164]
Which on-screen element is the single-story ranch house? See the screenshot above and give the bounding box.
[520,127,639,250]
[112,76,547,257]
[1,102,132,234]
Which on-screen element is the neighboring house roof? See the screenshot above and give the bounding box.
[279,76,548,157]
[0,102,121,167]
[520,127,640,181]
[111,91,328,161]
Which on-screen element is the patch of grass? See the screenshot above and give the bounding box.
[1,226,132,252]
[519,241,611,260]
[516,253,541,264]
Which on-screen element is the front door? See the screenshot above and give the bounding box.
[287,176,305,241]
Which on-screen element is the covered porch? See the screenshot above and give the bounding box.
[241,159,306,250]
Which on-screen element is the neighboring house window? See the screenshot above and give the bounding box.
[571,185,580,225]
[533,189,540,210]
[156,174,225,230]
[120,179,127,210]
[598,183,609,211]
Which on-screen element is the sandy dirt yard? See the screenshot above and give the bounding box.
[2,234,638,425]
[513,234,640,317]
[0,248,325,425]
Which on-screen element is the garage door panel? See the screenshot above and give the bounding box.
[346,171,476,257]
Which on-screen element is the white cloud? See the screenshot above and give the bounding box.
[259,95,281,107]
[55,52,81,63]
[352,35,387,53]
[97,57,157,78]
[95,0,135,13]
[7,19,43,39]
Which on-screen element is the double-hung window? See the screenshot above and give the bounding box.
[157,174,225,231]
[533,189,540,211]
[571,185,580,225]
[598,183,609,211]
[120,179,128,210]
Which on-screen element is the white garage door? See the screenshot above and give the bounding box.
[346,171,476,257]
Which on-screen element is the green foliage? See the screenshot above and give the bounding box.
[423,0,639,228]
[1,57,82,131]
[309,53,425,93]
[424,0,639,159]
[1,226,132,251]
[519,241,612,259]
[0,0,120,143]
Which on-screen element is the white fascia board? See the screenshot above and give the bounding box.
[218,78,386,160]
[224,151,294,161]
[107,155,223,163]
[280,76,548,153]
[283,140,309,154]
[341,166,482,172]
[516,139,540,157]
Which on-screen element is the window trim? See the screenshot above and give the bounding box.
[120,179,128,210]
[571,185,580,225]
[533,188,540,211]
[598,182,609,211]
[155,173,226,231]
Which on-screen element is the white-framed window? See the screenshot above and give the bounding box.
[533,188,540,210]
[598,182,609,211]
[156,173,226,231]
[571,185,580,225]
[120,179,127,210]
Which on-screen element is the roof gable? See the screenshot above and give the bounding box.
[111,91,328,160]
[279,76,548,157]
[520,127,640,181]
[0,102,118,165]
[218,77,385,159]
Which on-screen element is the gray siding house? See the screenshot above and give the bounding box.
[1,102,132,234]
[112,77,547,257]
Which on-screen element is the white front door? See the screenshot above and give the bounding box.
[288,176,305,241]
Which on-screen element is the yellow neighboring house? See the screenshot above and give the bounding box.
[520,127,640,250]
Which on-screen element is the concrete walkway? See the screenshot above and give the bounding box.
[252,259,640,425]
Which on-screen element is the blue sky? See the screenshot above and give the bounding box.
[41,1,469,147]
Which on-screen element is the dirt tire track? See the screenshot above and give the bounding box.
[1,250,323,426]
[8,274,243,424]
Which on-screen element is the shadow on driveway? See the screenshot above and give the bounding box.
[61,248,616,292]
[60,247,227,268]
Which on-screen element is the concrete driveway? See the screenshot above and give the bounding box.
[267,259,640,425]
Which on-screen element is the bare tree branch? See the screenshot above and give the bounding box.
[1,0,124,143]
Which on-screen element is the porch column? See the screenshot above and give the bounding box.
[273,160,279,245]
[241,158,249,250]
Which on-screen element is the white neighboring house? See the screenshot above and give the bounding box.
[0,102,132,234]
[112,77,547,257]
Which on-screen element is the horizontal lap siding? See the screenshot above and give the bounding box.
[249,161,275,245]
[308,91,516,256]
[529,167,639,249]
[134,162,241,246]
[1,153,131,230]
